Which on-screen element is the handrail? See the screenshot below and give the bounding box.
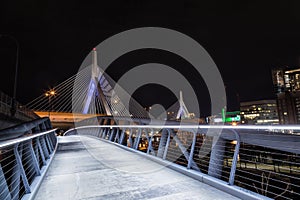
[0,90,39,122]
[65,123,300,200]
[0,129,56,149]
[0,119,57,200]
[0,117,52,141]
[66,124,300,131]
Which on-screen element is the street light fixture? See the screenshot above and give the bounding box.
[45,89,56,118]
[0,34,20,117]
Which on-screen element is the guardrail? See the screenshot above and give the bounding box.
[65,123,300,200]
[0,118,57,200]
[0,91,39,122]
[0,117,53,141]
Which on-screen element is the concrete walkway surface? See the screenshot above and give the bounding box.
[33,135,241,200]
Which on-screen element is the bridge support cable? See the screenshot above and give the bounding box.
[25,48,160,122]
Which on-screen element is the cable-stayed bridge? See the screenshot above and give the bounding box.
[25,49,154,116]
[0,48,300,200]
[25,48,195,130]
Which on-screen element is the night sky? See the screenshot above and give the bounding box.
[1,1,300,117]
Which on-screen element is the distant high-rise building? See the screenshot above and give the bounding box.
[272,67,300,124]
[240,100,279,125]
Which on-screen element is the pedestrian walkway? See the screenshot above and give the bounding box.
[33,135,241,200]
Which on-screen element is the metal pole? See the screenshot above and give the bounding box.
[228,129,241,185]
[0,163,11,200]
[187,131,197,169]
[146,129,154,155]
[12,36,19,117]
[162,129,171,160]
[48,96,50,117]
[0,34,19,117]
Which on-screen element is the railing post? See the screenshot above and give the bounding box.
[98,128,103,138]
[96,127,102,138]
[119,129,126,145]
[40,136,50,159]
[27,140,41,176]
[13,143,31,195]
[172,131,200,171]
[134,128,142,150]
[114,128,120,143]
[33,138,40,166]
[10,144,22,200]
[36,137,46,166]
[146,129,154,155]
[157,129,168,158]
[0,163,11,200]
[162,129,171,160]
[128,129,133,148]
[101,128,107,139]
[109,128,115,141]
[50,131,57,145]
[45,134,54,153]
[228,130,241,186]
[187,131,197,169]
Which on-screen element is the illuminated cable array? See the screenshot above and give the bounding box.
[26,65,158,119]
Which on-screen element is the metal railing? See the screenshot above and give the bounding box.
[0,118,57,200]
[0,91,39,122]
[65,120,300,200]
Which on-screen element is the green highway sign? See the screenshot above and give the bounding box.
[225,115,241,122]
[222,108,241,122]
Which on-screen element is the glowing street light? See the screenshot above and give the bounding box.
[45,89,56,117]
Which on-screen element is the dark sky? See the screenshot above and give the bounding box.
[1,0,300,117]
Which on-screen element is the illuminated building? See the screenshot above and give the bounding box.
[272,67,300,124]
[240,100,279,125]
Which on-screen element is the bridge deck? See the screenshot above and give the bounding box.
[33,136,241,200]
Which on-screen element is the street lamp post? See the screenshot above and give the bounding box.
[45,89,56,119]
[0,34,19,117]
